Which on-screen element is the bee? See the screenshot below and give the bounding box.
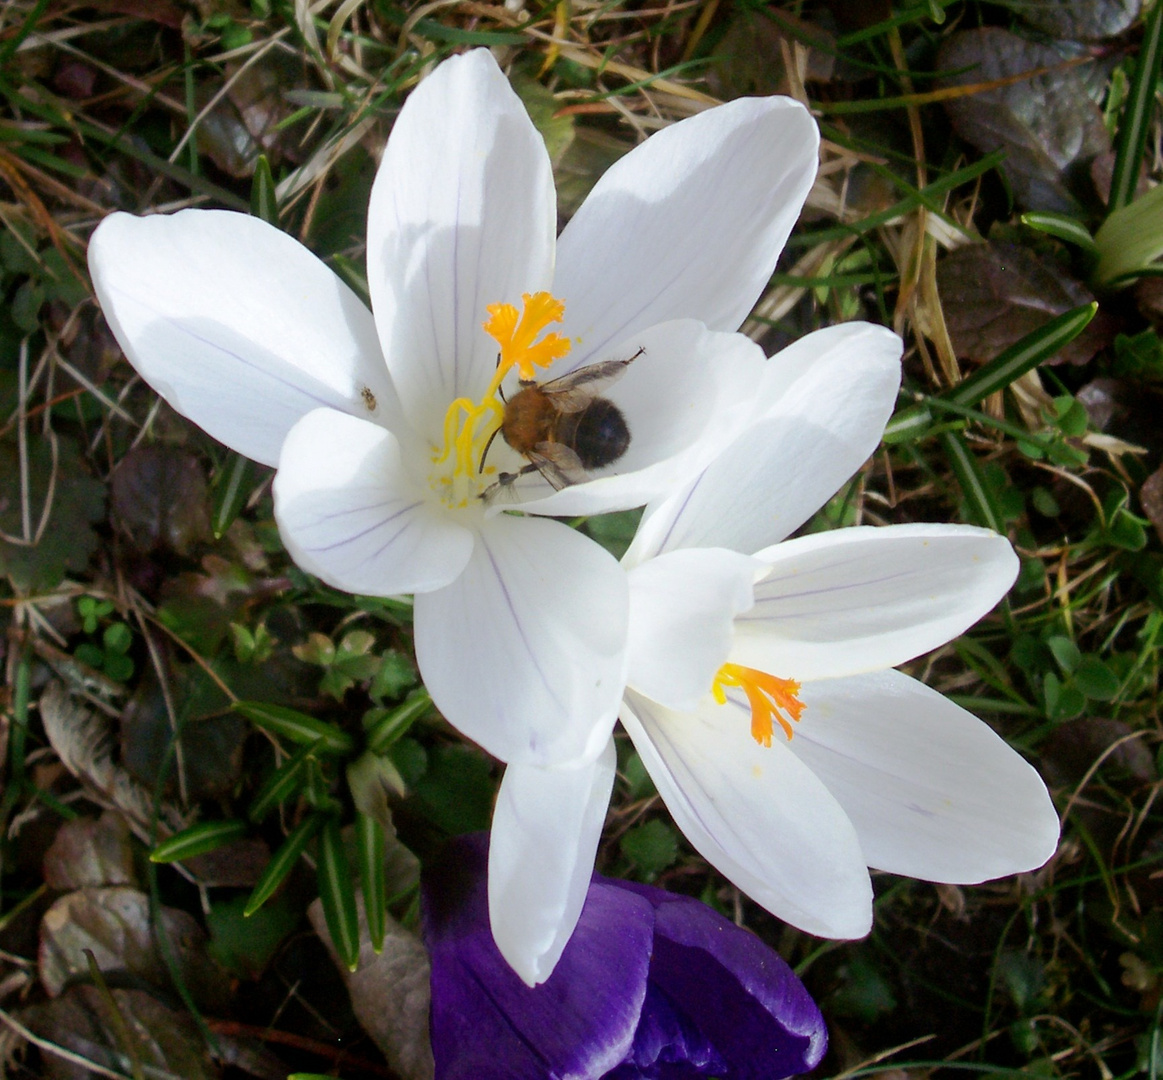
[481,347,643,496]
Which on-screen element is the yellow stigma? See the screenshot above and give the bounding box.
[711,664,805,746]
[483,291,571,385]
[430,292,571,507]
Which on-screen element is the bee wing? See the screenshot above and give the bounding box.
[530,442,590,489]
[539,354,638,413]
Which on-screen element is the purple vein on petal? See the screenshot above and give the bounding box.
[480,531,571,724]
[302,500,423,554]
[117,291,358,412]
[737,570,919,620]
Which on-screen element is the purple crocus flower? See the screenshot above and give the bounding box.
[423,834,827,1079]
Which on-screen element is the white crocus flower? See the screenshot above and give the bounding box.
[490,321,1060,985]
[87,49,819,767]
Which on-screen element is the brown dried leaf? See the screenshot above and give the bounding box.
[110,444,211,557]
[937,241,1111,365]
[120,668,247,800]
[199,55,309,178]
[708,9,834,100]
[84,0,185,28]
[1141,465,1163,542]
[1041,717,1156,789]
[185,837,271,889]
[938,28,1110,212]
[39,683,184,840]
[991,0,1140,41]
[43,812,136,891]
[38,886,229,1009]
[308,896,434,1080]
[20,985,218,1080]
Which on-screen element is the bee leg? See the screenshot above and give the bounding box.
[479,462,539,503]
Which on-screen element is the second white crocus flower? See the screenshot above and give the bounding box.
[489,321,1061,985]
[87,49,818,768]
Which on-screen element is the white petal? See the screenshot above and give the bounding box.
[414,514,627,765]
[791,670,1060,882]
[622,690,872,938]
[499,322,766,518]
[555,97,818,359]
[488,741,617,986]
[626,322,902,561]
[273,408,473,593]
[367,49,555,438]
[89,210,396,467]
[626,548,761,711]
[728,524,1019,680]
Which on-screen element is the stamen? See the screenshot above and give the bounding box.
[483,291,571,384]
[430,292,571,507]
[711,664,805,747]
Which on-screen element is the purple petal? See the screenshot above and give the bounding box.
[643,892,828,1079]
[424,836,653,1080]
[605,983,728,1078]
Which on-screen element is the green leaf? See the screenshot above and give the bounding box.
[77,596,114,635]
[365,689,432,755]
[620,819,679,882]
[1021,211,1098,252]
[582,508,644,561]
[1046,635,1081,674]
[621,750,656,801]
[1073,656,1121,701]
[245,813,323,916]
[207,892,297,979]
[1110,0,1163,213]
[829,954,897,1023]
[150,820,250,863]
[411,744,494,836]
[234,702,354,755]
[304,755,340,812]
[368,651,418,703]
[511,74,575,165]
[103,653,134,683]
[103,622,133,655]
[355,812,386,954]
[317,817,360,971]
[248,741,318,822]
[74,642,104,669]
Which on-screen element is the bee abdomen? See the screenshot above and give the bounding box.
[562,399,631,470]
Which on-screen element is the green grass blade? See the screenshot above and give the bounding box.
[792,151,1005,248]
[947,303,1097,408]
[150,819,249,863]
[250,155,279,224]
[318,817,360,971]
[0,0,51,66]
[244,813,323,917]
[234,702,355,755]
[940,431,1004,532]
[355,812,386,954]
[1110,0,1163,213]
[211,452,257,539]
[883,303,1097,442]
